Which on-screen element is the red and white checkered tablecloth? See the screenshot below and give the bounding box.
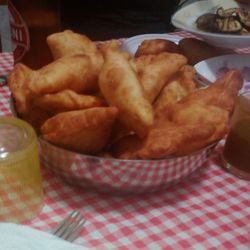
[0,52,14,76]
[0,32,250,250]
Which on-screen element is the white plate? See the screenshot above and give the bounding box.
[121,33,182,56]
[194,54,250,92]
[171,0,250,48]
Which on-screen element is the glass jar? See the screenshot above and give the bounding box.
[0,116,44,222]
[222,91,250,181]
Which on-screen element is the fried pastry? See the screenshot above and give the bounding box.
[41,107,118,154]
[34,89,106,114]
[137,69,243,158]
[47,30,98,58]
[115,69,243,159]
[154,65,197,116]
[8,30,244,160]
[112,120,216,160]
[134,52,187,103]
[8,63,32,114]
[99,40,154,138]
[136,123,216,159]
[173,69,243,112]
[47,29,103,71]
[135,39,180,57]
[29,53,100,95]
[111,134,143,159]
[8,63,51,132]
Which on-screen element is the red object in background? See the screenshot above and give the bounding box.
[8,0,60,69]
[8,0,29,63]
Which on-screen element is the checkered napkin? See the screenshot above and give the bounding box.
[0,223,90,250]
[0,52,13,76]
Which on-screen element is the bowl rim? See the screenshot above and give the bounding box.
[38,136,216,164]
[194,53,250,65]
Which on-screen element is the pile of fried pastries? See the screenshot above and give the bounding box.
[8,30,243,160]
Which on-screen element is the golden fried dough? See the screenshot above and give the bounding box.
[154,65,197,116]
[111,134,143,159]
[128,69,243,159]
[47,30,98,58]
[135,123,216,159]
[113,122,215,160]
[8,63,32,115]
[136,102,231,159]
[8,30,244,160]
[135,39,180,57]
[47,29,103,71]
[41,107,118,154]
[154,81,190,116]
[34,89,106,114]
[170,104,229,144]
[177,65,198,91]
[134,52,187,103]
[8,63,52,132]
[174,69,243,112]
[99,40,154,138]
[9,53,101,96]
[152,70,242,157]
[29,54,100,95]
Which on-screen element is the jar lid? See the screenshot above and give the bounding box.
[0,116,36,161]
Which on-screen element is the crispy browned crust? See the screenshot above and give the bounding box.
[135,39,180,57]
[34,89,106,114]
[99,40,154,138]
[134,52,188,102]
[8,30,244,159]
[41,107,118,154]
[115,69,243,159]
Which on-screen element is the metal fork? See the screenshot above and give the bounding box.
[51,210,86,242]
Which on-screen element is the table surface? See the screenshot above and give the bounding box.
[0,31,250,250]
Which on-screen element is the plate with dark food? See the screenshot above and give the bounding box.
[171,0,250,48]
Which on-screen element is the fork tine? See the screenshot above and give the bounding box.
[51,210,76,235]
[52,210,86,242]
[59,212,86,241]
[52,211,86,242]
[64,217,86,242]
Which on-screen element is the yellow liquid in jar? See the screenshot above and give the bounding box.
[0,117,43,223]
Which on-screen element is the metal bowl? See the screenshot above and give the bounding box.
[10,97,214,194]
[39,138,213,195]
